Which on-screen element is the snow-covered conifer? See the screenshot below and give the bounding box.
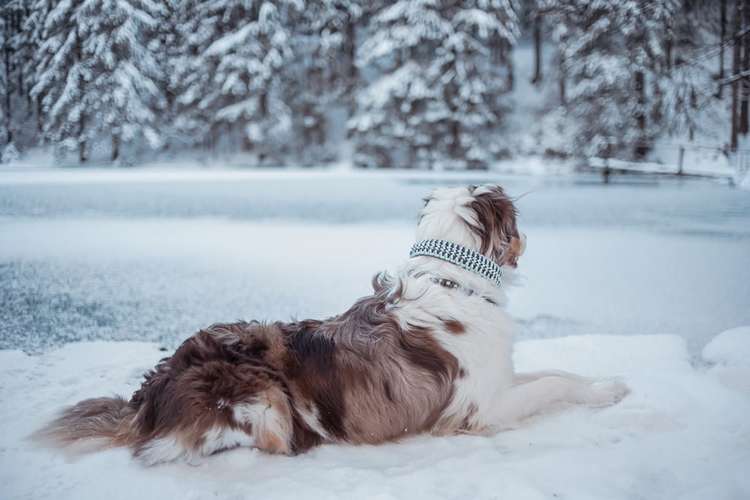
[1,0,29,147]
[435,1,519,168]
[350,0,519,169]
[174,0,301,163]
[20,0,53,134]
[542,0,682,158]
[658,1,719,142]
[349,0,450,168]
[31,0,164,162]
[285,0,364,164]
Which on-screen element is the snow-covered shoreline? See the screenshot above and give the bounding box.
[2,329,748,500]
[0,161,567,186]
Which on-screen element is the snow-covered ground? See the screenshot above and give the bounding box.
[0,167,749,499]
[1,329,749,500]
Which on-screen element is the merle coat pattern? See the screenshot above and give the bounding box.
[35,185,628,465]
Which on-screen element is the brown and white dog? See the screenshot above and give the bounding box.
[36,185,628,465]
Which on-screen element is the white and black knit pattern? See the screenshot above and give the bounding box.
[409,239,503,288]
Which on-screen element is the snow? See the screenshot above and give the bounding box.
[702,327,750,394]
[588,156,736,179]
[703,327,750,367]
[3,218,748,354]
[0,166,748,498]
[1,168,749,354]
[0,163,503,185]
[1,330,749,500]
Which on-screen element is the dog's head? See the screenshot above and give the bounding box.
[416,185,525,268]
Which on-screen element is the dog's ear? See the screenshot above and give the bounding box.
[468,185,524,267]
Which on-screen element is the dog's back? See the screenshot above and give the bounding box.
[35,282,460,464]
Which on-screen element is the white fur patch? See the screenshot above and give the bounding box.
[137,426,255,466]
[199,426,254,456]
[417,186,481,250]
[391,267,516,431]
[297,404,331,441]
[233,400,291,451]
[232,402,265,427]
[137,435,188,466]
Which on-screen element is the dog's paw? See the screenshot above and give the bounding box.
[584,378,630,408]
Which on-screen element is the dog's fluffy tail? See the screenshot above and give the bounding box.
[32,396,136,452]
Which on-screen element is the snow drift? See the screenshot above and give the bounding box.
[1,329,748,500]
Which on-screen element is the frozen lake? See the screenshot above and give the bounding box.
[1,168,749,353]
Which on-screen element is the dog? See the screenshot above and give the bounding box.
[35,184,628,465]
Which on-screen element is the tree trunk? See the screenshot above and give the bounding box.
[665,35,672,73]
[720,0,728,98]
[111,133,120,162]
[731,0,742,150]
[316,114,325,146]
[634,70,647,158]
[3,41,12,143]
[450,119,460,161]
[36,97,42,134]
[74,25,87,163]
[559,51,566,105]
[346,16,357,86]
[79,110,87,163]
[212,125,219,152]
[740,0,750,134]
[531,14,542,84]
[506,43,514,91]
[689,89,697,141]
[344,16,358,116]
[258,91,268,163]
[79,138,87,163]
[635,71,646,130]
[16,46,23,98]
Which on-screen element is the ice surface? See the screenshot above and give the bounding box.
[1,168,749,353]
[1,331,749,500]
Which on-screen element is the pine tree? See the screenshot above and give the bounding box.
[659,1,717,142]
[21,0,53,135]
[351,0,519,169]
[435,1,519,168]
[349,0,447,168]
[84,0,166,161]
[31,0,85,161]
[168,0,212,148]
[284,0,363,164]
[173,0,300,163]
[7,0,730,167]
[149,0,182,151]
[0,0,28,147]
[541,0,681,158]
[30,0,164,163]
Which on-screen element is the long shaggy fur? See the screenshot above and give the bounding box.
[33,396,135,451]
